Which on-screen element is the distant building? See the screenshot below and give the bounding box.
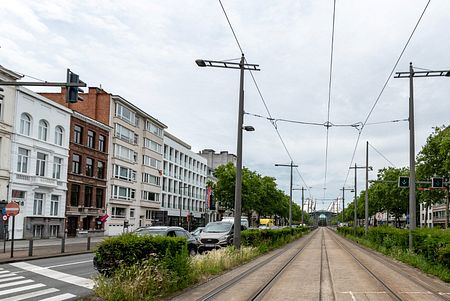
[420,202,449,228]
[198,149,236,179]
[161,132,207,229]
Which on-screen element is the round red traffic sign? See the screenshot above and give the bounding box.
[5,202,20,216]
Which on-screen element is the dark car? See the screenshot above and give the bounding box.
[135,226,200,256]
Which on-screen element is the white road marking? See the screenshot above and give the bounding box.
[349,291,356,301]
[0,270,10,274]
[43,260,92,269]
[11,262,94,289]
[0,283,46,296]
[0,273,17,278]
[0,288,59,301]
[0,275,24,283]
[0,279,33,288]
[40,293,77,301]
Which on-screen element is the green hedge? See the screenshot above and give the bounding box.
[94,233,188,274]
[241,227,309,249]
[337,226,450,268]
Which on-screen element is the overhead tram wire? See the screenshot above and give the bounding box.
[368,143,396,168]
[324,0,337,200]
[341,0,432,188]
[217,0,313,198]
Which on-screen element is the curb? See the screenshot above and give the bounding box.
[0,250,94,265]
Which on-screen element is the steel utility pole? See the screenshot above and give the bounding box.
[395,63,450,250]
[349,163,371,233]
[196,54,260,249]
[365,141,369,235]
[293,186,308,225]
[340,187,354,223]
[275,161,298,227]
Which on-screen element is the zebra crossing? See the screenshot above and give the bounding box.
[0,267,76,301]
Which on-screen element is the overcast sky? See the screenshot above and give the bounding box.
[1,0,449,210]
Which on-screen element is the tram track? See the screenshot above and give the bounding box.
[319,229,336,301]
[327,228,449,301]
[195,228,318,301]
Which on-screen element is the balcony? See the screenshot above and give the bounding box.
[14,174,57,188]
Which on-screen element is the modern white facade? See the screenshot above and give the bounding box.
[106,95,167,235]
[162,132,207,228]
[10,87,71,239]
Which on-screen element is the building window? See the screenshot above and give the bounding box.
[143,138,162,154]
[97,161,105,179]
[85,186,93,207]
[17,147,29,173]
[35,152,47,177]
[38,120,48,141]
[142,191,159,202]
[113,144,137,163]
[49,225,59,238]
[145,120,163,137]
[98,135,106,152]
[53,157,63,179]
[74,125,83,144]
[50,195,59,216]
[33,225,43,238]
[113,164,136,181]
[72,154,81,174]
[96,188,104,208]
[111,207,126,218]
[111,185,135,201]
[87,130,95,148]
[130,208,135,218]
[115,103,138,126]
[33,193,44,215]
[55,126,64,146]
[20,113,31,136]
[115,123,136,144]
[71,184,80,206]
[143,155,161,169]
[86,157,94,177]
[142,173,160,186]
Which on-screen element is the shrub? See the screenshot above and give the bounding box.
[94,233,188,274]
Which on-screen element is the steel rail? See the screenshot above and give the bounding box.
[320,229,336,301]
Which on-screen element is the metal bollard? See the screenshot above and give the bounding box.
[28,239,33,256]
[87,236,91,250]
[61,236,65,253]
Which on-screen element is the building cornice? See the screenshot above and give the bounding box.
[72,111,113,132]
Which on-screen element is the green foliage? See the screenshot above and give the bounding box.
[241,227,309,252]
[337,226,450,269]
[94,233,188,274]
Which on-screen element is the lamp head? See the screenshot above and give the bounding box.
[243,125,255,132]
[445,71,450,77]
[195,59,207,67]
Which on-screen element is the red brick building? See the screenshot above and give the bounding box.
[41,88,112,236]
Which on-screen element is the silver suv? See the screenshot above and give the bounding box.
[198,221,246,253]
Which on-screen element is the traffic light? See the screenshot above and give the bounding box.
[66,69,84,103]
[432,177,444,188]
[398,176,409,188]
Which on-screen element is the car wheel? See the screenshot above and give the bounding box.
[189,247,197,256]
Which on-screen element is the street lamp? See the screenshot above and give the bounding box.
[275,161,298,227]
[196,54,260,249]
[395,63,450,250]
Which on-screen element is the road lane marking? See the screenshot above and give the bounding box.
[40,293,77,301]
[44,260,92,269]
[0,270,10,274]
[349,291,356,301]
[0,279,33,288]
[0,275,24,283]
[0,288,59,301]
[0,273,17,278]
[0,283,46,296]
[11,262,94,289]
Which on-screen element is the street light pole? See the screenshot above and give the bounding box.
[394,63,450,250]
[275,161,298,227]
[349,164,372,233]
[196,54,260,249]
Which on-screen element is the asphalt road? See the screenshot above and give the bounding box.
[0,253,96,300]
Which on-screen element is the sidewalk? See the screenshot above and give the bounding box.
[0,236,108,264]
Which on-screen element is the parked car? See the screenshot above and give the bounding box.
[135,226,200,256]
[198,221,246,253]
[190,227,204,239]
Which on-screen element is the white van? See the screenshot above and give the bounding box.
[222,216,249,228]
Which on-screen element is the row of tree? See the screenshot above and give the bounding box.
[340,125,450,227]
[210,163,311,226]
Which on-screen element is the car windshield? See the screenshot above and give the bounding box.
[135,229,167,236]
[204,222,232,233]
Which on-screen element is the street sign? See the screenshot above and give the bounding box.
[5,202,20,216]
[398,176,410,188]
[2,215,8,221]
[432,177,444,188]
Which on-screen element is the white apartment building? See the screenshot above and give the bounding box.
[106,95,167,235]
[162,132,207,229]
[10,87,71,239]
[0,66,22,239]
